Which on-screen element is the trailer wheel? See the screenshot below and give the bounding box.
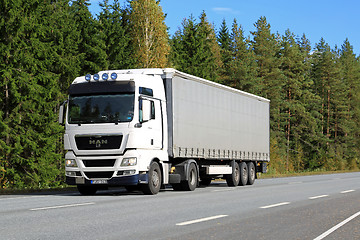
[77,185,97,195]
[182,163,198,191]
[238,162,248,186]
[141,162,161,195]
[247,162,256,185]
[225,161,240,187]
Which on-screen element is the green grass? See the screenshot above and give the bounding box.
[258,169,360,179]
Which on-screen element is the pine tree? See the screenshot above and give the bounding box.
[170,15,200,74]
[129,0,170,68]
[228,19,257,93]
[170,12,222,81]
[279,29,318,171]
[311,38,346,169]
[71,0,108,74]
[339,39,360,168]
[99,0,134,69]
[251,17,285,140]
[0,0,74,188]
[198,11,222,81]
[217,19,232,82]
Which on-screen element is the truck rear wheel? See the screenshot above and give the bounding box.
[182,163,198,191]
[238,162,248,186]
[247,162,256,185]
[141,162,161,195]
[225,161,240,186]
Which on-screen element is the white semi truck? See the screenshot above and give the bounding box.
[59,68,270,195]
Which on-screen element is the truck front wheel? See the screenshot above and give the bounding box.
[141,162,162,195]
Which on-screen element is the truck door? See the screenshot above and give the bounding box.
[139,97,163,149]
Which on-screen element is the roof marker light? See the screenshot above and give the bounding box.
[111,72,117,80]
[102,73,109,81]
[93,74,100,81]
[85,74,91,81]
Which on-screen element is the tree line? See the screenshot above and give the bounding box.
[1,0,359,189]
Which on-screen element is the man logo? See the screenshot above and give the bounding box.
[89,139,108,148]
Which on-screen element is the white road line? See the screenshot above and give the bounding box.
[309,195,329,200]
[176,215,228,226]
[30,202,95,211]
[341,190,355,194]
[0,195,48,201]
[260,202,290,209]
[313,210,360,240]
[288,182,303,184]
[212,188,235,192]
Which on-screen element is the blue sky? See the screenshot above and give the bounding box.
[89,0,360,55]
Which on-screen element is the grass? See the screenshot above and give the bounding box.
[258,169,360,179]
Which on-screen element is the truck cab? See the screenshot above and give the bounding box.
[60,69,169,195]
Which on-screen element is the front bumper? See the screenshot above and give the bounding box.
[66,173,148,186]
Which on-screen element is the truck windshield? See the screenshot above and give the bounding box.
[68,94,135,124]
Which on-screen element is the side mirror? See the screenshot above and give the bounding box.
[59,100,67,125]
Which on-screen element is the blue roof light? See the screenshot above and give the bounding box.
[93,74,100,81]
[85,74,91,81]
[102,73,109,81]
[111,72,117,80]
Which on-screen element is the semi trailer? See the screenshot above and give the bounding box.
[59,68,270,195]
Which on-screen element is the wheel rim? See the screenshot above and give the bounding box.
[190,169,196,186]
[235,165,240,182]
[243,166,248,179]
[250,166,255,180]
[152,170,160,188]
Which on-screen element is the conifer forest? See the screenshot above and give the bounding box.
[1,0,360,189]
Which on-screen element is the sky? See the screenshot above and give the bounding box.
[88,0,360,56]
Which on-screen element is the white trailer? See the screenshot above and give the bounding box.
[59,68,270,195]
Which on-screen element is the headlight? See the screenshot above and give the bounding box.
[121,157,137,166]
[65,159,78,167]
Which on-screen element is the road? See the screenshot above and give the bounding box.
[1,172,359,240]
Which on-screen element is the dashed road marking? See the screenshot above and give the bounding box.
[260,202,291,209]
[309,195,328,200]
[30,202,95,211]
[341,190,355,194]
[176,215,228,226]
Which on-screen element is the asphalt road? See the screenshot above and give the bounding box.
[1,172,360,240]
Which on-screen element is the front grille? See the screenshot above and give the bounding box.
[84,171,114,179]
[75,135,122,150]
[83,159,116,167]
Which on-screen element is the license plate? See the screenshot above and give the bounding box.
[91,180,108,184]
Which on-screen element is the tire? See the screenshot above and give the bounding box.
[77,185,97,195]
[181,163,198,191]
[225,161,240,187]
[247,162,256,185]
[141,162,162,195]
[238,162,248,186]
